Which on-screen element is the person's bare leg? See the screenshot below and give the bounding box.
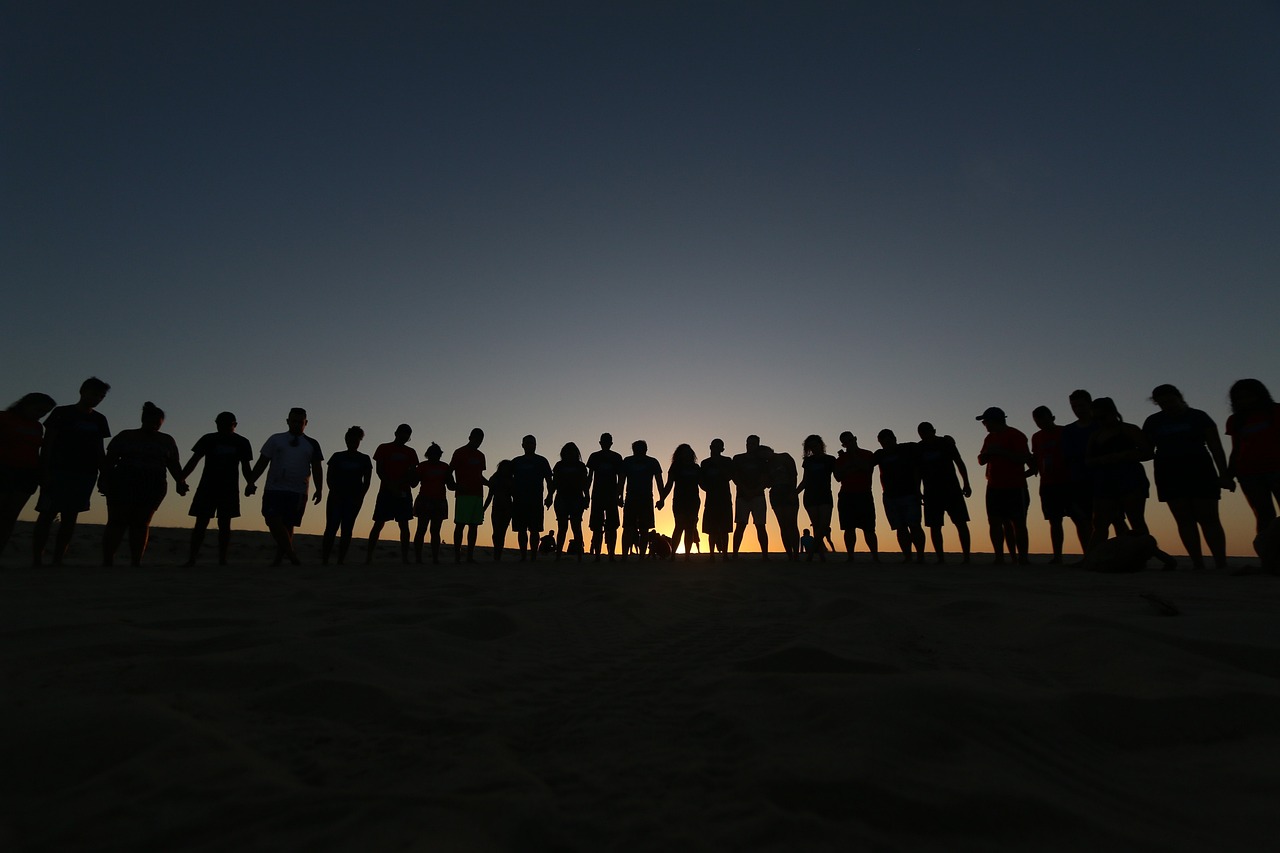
[929,526,946,563]
[53,512,79,565]
[1047,518,1064,564]
[216,517,232,565]
[365,520,385,564]
[414,519,428,563]
[956,521,971,563]
[185,517,210,566]
[1197,501,1227,572]
[102,520,126,566]
[1168,500,1203,570]
[32,511,56,566]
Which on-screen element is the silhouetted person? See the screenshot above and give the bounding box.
[874,429,925,562]
[0,393,57,561]
[1144,385,1232,571]
[766,446,802,560]
[1059,389,1096,551]
[834,432,878,563]
[700,438,733,560]
[508,435,553,561]
[449,428,487,563]
[732,435,771,558]
[1225,378,1280,536]
[366,424,419,564]
[799,528,814,555]
[539,530,558,554]
[585,433,623,561]
[100,402,188,566]
[322,426,371,565]
[659,443,701,560]
[976,407,1032,565]
[796,434,836,562]
[1085,397,1175,570]
[483,459,514,561]
[32,377,110,566]
[411,443,453,564]
[1029,406,1072,564]
[181,411,254,566]
[547,442,589,562]
[620,439,665,560]
[916,422,972,564]
[247,407,323,566]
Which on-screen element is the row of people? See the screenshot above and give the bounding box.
[2,377,1277,569]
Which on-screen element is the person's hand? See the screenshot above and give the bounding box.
[962,485,972,499]
[1220,475,1237,492]
[245,483,257,497]
[656,499,665,510]
[312,491,322,505]
[176,481,189,496]
[544,496,553,508]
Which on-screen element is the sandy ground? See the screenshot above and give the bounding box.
[3,522,1279,852]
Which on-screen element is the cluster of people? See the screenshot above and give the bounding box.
[2,377,1278,571]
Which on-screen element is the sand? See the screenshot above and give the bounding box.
[3,522,1279,851]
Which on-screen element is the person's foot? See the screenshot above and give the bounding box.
[934,556,946,565]
[1048,555,1062,565]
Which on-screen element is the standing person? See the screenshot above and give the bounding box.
[321,426,372,565]
[0,393,57,560]
[1225,378,1280,536]
[700,438,733,560]
[619,439,665,561]
[766,446,802,560]
[411,442,453,565]
[180,411,254,567]
[449,428,487,563]
[32,377,111,566]
[874,429,925,562]
[1086,397,1176,569]
[483,459,514,561]
[795,434,836,562]
[547,442,589,561]
[731,435,771,558]
[659,443,701,560]
[246,407,324,566]
[976,407,1033,565]
[916,422,973,564]
[585,433,624,561]
[366,424,419,565]
[1143,385,1232,571]
[834,432,878,563]
[1059,389,1096,552]
[1029,406,1073,564]
[100,402,188,566]
[510,435,553,561]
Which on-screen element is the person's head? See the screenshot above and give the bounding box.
[710,438,724,455]
[599,432,613,450]
[286,407,307,435]
[426,442,443,461]
[839,430,856,450]
[672,443,696,467]
[1091,396,1121,425]
[78,376,110,408]
[345,426,364,450]
[141,401,165,430]
[1069,389,1093,422]
[1150,384,1185,413]
[522,434,537,454]
[976,406,1007,433]
[802,434,825,457]
[802,528,810,537]
[394,423,412,443]
[746,434,760,453]
[917,422,936,440]
[215,411,237,433]
[468,427,484,448]
[1229,378,1273,416]
[560,441,580,463]
[1032,405,1055,430]
[632,439,648,456]
[877,429,896,449]
[7,392,56,420]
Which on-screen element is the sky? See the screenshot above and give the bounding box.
[3,1,1278,555]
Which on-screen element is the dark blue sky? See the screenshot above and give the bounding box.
[4,1,1277,548]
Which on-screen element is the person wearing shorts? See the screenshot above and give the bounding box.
[0,392,56,561]
[1030,406,1073,563]
[585,433,624,561]
[411,442,452,564]
[322,426,371,565]
[449,428,487,563]
[366,424,419,565]
[767,448,801,560]
[835,432,878,562]
[620,439,665,560]
[1059,389,1096,551]
[483,459,514,561]
[874,429,925,562]
[510,435,553,561]
[916,422,973,564]
[32,377,111,566]
[976,407,1032,565]
[797,434,836,562]
[181,411,254,566]
[248,407,324,566]
[548,442,589,561]
[731,435,771,558]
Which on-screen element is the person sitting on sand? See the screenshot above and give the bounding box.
[0,392,57,561]
[449,428,487,564]
[585,433,624,561]
[180,411,254,567]
[367,424,419,565]
[976,407,1033,566]
[411,443,452,564]
[100,402,188,567]
[322,427,372,565]
[32,377,111,566]
[799,528,814,555]
[619,439,665,561]
[247,407,324,566]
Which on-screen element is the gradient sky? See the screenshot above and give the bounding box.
[4,1,1277,554]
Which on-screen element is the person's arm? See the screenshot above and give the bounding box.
[654,470,667,509]
[544,466,556,509]
[359,458,372,497]
[99,440,120,496]
[180,445,204,481]
[311,455,324,505]
[795,467,807,496]
[1204,420,1234,490]
[949,440,973,497]
[246,450,270,495]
